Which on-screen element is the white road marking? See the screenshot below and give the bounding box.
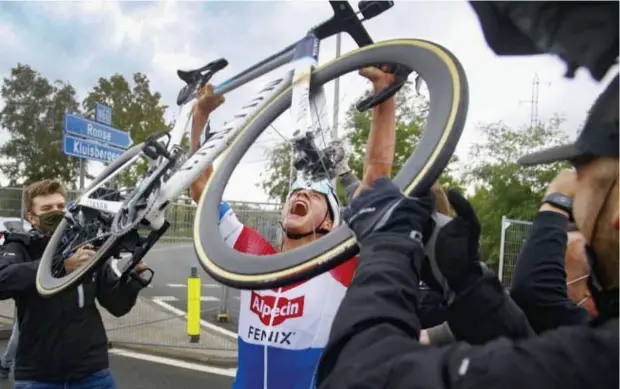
[151,299,238,340]
[163,283,221,288]
[152,296,179,302]
[109,347,237,377]
[233,296,240,300]
[200,296,220,302]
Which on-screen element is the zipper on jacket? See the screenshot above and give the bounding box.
[77,284,84,308]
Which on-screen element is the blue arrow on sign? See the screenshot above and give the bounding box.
[64,113,132,149]
[63,134,125,163]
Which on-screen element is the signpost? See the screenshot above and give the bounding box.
[63,134,124,164]
[62,103,132,189]
[64,113,133,149]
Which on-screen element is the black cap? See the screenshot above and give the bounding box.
[518,75,619,166]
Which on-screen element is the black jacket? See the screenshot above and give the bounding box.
[0,231,145,382]
[316,233,618,389]
[511,211,589,333]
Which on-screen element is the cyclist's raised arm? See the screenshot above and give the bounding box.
[354,67,397,198]
[190,84,225,204]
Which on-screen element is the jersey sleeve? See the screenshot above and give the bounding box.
[218,201,245,248]
[218,201,278,255]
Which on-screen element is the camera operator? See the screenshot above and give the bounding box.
[0,180,151,389]
[315,76,618,389]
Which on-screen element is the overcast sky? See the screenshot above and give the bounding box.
[0,0,614,203]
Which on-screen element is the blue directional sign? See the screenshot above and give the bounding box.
[94,102,112,126]
[63,134,124,163]
[64,113,132,149]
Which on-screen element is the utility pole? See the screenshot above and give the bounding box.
[519,73,551,128]
[331,32,342,139]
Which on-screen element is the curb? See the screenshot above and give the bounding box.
[108,341,238,368]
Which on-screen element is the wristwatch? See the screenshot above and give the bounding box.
[541,192,573,215]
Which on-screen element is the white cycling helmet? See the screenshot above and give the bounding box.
[289,178,341,227]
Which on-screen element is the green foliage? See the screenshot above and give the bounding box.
[259,141,294,204]
[83,73,172,187]
[0,63,81,187]
[466,115,570,266]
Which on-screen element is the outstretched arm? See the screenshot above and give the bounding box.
[335,67,397,203]
[189,84,225,204]
[355,67,397,197]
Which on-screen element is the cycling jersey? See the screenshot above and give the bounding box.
[219,201,358,389]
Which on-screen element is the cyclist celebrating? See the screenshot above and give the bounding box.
[190,68,397,389]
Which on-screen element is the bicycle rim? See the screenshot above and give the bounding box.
[195,39,469,289]
[36,143,144,296]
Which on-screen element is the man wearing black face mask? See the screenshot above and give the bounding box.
[0,179,151,389]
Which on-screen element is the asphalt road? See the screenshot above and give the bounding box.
[125,243,241,335]
[0,340,235,389]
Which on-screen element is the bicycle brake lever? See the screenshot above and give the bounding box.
[355,65,410,112]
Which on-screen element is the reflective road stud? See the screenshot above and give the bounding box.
[187,267,201,343]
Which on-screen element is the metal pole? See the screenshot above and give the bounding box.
[19,185,26,223]
[217,285,230,323]
[331,32,342,140]
[498,216,507,285]
[79,159,85,190]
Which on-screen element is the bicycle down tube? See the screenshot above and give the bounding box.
[145,35,325,229]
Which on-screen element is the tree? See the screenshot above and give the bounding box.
[0,63,81,186]
[259,81,463,204]
[466,115,571,267]
[82,73,172,187]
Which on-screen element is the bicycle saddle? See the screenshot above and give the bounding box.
[176,58,228,86]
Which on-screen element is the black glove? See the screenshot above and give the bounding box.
[429,189,483,292]
[343,177,435,244]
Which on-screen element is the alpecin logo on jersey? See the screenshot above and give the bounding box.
[250,291,304,326]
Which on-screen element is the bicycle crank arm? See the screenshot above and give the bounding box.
[120,220,169,283]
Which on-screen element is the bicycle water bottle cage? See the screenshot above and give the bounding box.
[143,132,173,161]
[176,58,228,106]
[356,64,410,112]
[292,131,336,180]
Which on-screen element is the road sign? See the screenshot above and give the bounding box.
[63,134,124,163]
[95,102,112,126]
[64,113,132,149]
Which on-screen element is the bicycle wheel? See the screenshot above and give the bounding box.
[36,143,144,296]
[195,39,469,289]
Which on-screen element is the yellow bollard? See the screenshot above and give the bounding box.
[187,267,200,343]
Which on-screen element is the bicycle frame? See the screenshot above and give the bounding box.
[77,32,332,231]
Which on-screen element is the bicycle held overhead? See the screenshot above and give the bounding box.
[35,0,469,296]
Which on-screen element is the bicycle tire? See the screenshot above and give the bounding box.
[194,39,469,289]
[36,143,145,296]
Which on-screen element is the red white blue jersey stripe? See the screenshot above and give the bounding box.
[218,201,358,389]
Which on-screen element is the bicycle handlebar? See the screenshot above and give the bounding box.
[310,1,374,48]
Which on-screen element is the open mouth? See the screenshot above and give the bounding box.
[289,199,309,217]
